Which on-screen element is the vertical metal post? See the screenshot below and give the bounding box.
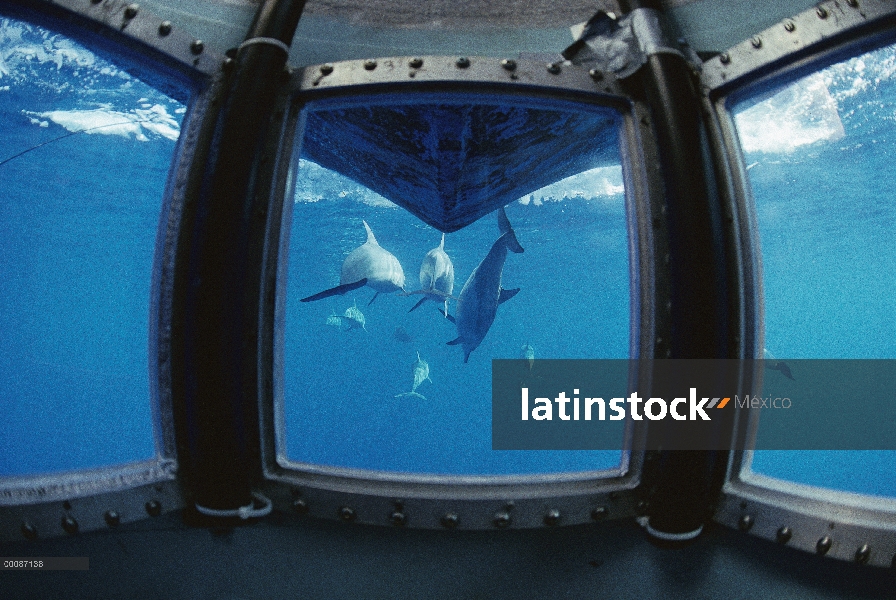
[618,0,735,540]
[173,0,306,516]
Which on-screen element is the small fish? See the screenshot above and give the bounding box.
[395,352,432,400]
[394,326,414,344]
[763,348,794,380]
[520,343,535,370]
[326,300,367,332]
[342,300,367,331]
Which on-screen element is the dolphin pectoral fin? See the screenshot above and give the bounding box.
[446,337,462,345]
[439,308,457,324]
[396,392,427,400]
[408,297,428,313]
[498,287,520,304]
[368,292,380,305]
[301,278,368,302]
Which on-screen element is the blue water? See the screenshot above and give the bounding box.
[734,41,896,497]
[283,162,630,474]
[1,14,894,493]
[0,18,184,475]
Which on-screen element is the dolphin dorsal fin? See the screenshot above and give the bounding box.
[362,220,379,246]
[439,233,445,250]
[417,351,421,361]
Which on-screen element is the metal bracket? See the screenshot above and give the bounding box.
[563,9,700,79]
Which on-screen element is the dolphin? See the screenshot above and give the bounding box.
[443,207,524,362]
[406,233,455,315]
[763,348,794,380]
[325,300,367,331]
[395,351,432,400]
[520,343,535,370]
[301,220,406,304]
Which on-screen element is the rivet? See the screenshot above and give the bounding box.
[816,6,828,18]
[738,515,754,531]
[21,523,38,540]
[62,515,79,535]
[339,506,356,521]
[493,511,511,528]
[190,40,204,56]
[320,64,334,75]
[544,509,561,526]
[776,526,792,544]
[104,510,120,528]
[409,57,423,69]
[124,4,138,19]
[591,507,607,521]
[441,513,459,529]
[456,57,470,68]
[292,498,309,515]
[145,500,162,517]
[751,37,762,49]
[222,57,234,71]
[363,59,377,71]
[589,69,604,81]
[855,544,871,564]
[719,53,730,65]
[501,59,516,71]
[816,536,832,555]
[547,63,561,75]
[846,0,858,6]
[390,511,406,526]
[784,20,796,32]
[158,21,172,36]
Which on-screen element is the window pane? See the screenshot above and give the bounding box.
[281,97,629,475]
[0,17,185,475]
[733,41,896,497]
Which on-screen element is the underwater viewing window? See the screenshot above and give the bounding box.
[0,16,186,476]
[731,40,896,498]
[277,94,631,475]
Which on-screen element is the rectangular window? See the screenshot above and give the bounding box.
[0,17,185,475]
[279,95,631,475]
[732,41,896,497]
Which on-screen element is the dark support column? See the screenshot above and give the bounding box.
[618,0,734,540]
[173,0,306,515]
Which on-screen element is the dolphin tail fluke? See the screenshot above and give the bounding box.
[395,391,427,400]
[439,308,457,324]
[498,287,520,304]
[408,297,428,313]
[368,292,380,305]
[301,278,368,302]
[497,207,524,253]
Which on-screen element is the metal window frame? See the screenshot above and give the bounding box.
[256,55,673,529]
[0,0,222,542]
[700,0,896,568]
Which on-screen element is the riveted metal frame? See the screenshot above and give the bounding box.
[699,0,896,568]
[257,55,673,530]
[0,0,223,541]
